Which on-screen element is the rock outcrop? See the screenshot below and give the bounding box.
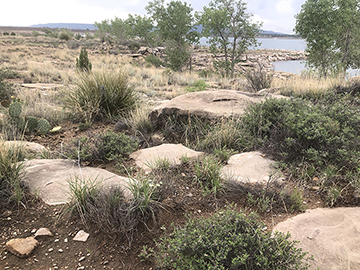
[274,207,360,270]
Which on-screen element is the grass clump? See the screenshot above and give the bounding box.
[0,140,26,203]
[157,207,311,270]
[194,155,223,195]
[65,69,138,123]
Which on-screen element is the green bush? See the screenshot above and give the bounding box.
[194,155,223,195]
[0,69,15,100]
[157,208,311,269]
[145,54,164,68]
[76,48,92,73]
[59,31,72,41]
[65,69,138,123]
[95,130,138,162]
[62,137,93,165]
[185,79,208,92]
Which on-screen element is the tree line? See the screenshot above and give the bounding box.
[95,0,262,78]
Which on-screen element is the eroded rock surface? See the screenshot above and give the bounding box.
[274,207,360,270]
[149,90,287,127]
[21,159,131,205]
[130,144,203,172]
[4,141,49,158]
[221,151,281,184]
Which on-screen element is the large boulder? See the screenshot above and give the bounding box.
[21,159,132,205]
[149,90,286,127]
[221,151,281,184]
[274,207,360,270]
[130,143,203,173]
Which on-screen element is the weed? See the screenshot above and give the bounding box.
[185,79,208,92]
[138,245,155,262]
[194,155,222,195]
[244,61,273,92]
[146,157,171,171]
[289,187,304,212]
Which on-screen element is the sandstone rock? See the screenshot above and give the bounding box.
[21,159,132,205]
[6,237,39,258]
[73,230,89,242]
[130,143,203,173]
[150,90,267,126]
[274,207,360,270]
[4,141,49,158]
[221,151,281,184]
[34,227,53,237]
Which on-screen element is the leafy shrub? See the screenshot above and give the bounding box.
[145,54,164,68]
[59,31,72,41]
[65,69,138,123]
[185,79,208,92]
[0,68,15,100]
[157,208,311,269]
[76,48,92,73]
[62,137,93,165]
[95,130,138,162]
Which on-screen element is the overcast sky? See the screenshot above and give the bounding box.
[1,0,306,34]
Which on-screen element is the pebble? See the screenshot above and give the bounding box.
[77,267,85,270]
[54,239,59,242]
[58,249,63,253]
[79,256,86,262]
[64,238,68,243]
[48,248,54,252]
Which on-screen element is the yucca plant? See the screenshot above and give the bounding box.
[65,69,138,123]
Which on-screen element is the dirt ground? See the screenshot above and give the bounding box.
[0,120,330,270]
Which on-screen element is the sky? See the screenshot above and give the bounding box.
[1,0,306,34]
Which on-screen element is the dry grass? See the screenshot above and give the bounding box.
[272,74,347,96]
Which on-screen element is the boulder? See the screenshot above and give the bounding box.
[221,151,281,184]
[273,207,360,270]
[21,159,132,205]
[6,237,39,258]
[4,141,49,158]
[130,143,203,173]
[150,90,267,126]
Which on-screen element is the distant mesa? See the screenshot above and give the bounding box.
[30,23,96,30]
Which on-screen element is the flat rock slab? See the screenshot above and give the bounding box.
[149,90,287,125]
[130,144,203,173]
[221,151,279,183]
[6,237,39,258]
[21,159,131,205]
[274,207,360,270]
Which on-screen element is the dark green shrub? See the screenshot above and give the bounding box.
[95,131,138,162]
[145,54,164,68]
[0,69,15,100]
[185,79,208,92]
[76,48,92,73]
[63,137,93,164]
[158,208,311,269]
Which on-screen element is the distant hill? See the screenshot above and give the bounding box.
[31,23,96,30]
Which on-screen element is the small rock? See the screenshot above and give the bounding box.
[79,256,85,262]
[64,238,68,243]
[6,237,39,258]
[73,230,89,242]
[34,228,53,237]
[58,249,63,253]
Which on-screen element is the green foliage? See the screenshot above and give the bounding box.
[59,31,72,41]
[25,116,38,132]
[95,131,138,162]
[194,155,222,195]
[145,54,164,68]
[198,0,262,78]
[185,79,208,92]
[295,0,360,76]
[157,208,311,269]
[76,48,92,73]
[242,90,360,176]
[62,137,93,165]
[8,101,22,118]
[37,118,50,135]
[146,0,199,71]
[65,69,138,123]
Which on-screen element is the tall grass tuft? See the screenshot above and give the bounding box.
[0,140,26,203]
[65,69,138,123]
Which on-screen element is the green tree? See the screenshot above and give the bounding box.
[295,0,360,77]
[125,14,157,53]
[76,48,92,73]
[198,0,262,78]
[146,0,199,71]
